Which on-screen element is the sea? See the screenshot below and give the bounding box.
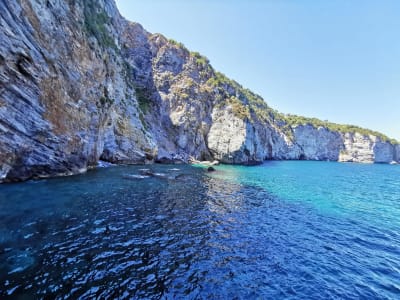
[0,161,399,299]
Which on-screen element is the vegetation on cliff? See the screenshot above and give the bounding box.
[206,71,278,122]
[203,67,398,144]
[282,114,398,144]
[83,0,116,49]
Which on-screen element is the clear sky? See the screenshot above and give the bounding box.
[115,0,399,140]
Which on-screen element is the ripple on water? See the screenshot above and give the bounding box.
[0,162,399,299]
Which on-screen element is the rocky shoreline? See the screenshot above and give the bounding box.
[0,0,398,183]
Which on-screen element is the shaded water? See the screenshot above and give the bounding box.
[0,162,399,299]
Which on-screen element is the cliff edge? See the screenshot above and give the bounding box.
[0,0,398,182]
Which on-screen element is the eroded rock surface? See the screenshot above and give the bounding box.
[0,0,398,182]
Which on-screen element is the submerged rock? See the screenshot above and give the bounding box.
[171,173,193,182]
[97,161,115,168]
[139,169,154,176]
[153,173,168,178]
[127,169,173,180]
[124,169,193,181]
[123,174,150,180]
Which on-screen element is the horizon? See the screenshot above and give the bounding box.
[115,0,399,141]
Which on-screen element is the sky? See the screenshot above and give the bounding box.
[115,0,399,140]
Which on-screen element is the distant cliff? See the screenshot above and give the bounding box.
[0,0,398,182]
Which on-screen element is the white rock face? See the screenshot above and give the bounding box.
[207,108,247,163]
[292,125,342,160]
[373,141,396,163]
[339,133,374,163]
[0,164,11,180]
[336,133,398,163]
[395,145,400,162]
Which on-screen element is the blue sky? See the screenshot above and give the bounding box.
[115,0,399,140]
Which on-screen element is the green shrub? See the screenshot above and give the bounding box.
[168,38,186,49]
[282,114,398,144]
[135,87,151,113]
[227,96,250,120]
[83,0,116,49]
[203,57,399,144]
[191,51,209,67]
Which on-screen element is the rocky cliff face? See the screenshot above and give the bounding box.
[0,0,156,182]
[291,125,343,161]
[338,133,397,163]
[0,0,398,182]
[395,145,400,162]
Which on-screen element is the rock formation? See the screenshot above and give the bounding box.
[0,0,398,182]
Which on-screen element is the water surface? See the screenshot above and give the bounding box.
[0,162,399,299]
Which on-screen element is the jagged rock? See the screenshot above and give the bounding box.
[338,133,397,163]
[395,145,400,162]
[138,169,153,176]
[0,0,398,182]
[97,160,115,168]
[0,0,155,182]
[291,125,342,161]
[190,159,220,166]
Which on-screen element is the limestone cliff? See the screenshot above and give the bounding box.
[0,0,398,182]
[395,145,400,162]
[0,0,157,182]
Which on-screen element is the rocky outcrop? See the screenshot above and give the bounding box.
[338,133,398,163]
[0,0,398,182]
[0,0,155,182]
[395,145,400,162]
[291,125,343,161]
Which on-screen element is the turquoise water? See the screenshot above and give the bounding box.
[212,161,400,229]
[0,161,399,299]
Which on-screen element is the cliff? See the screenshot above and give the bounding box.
[0,0,398,182]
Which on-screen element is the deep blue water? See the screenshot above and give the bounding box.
[0,161,399,299]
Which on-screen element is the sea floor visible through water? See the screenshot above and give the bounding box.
[0,161,399,299]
